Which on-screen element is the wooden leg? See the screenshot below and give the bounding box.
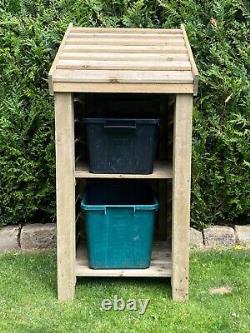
[55,93,75,301]
[172,94,193,301]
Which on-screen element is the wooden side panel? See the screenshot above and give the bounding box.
[158,182,168,240]
[157,95,169,241]
[181,24,199,96]
[55,93,75,301]
[172,94,193,301]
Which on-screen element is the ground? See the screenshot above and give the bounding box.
[0,249,249,333]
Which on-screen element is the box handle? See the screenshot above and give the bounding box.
[103,120,136,130]
[104,206,136,215]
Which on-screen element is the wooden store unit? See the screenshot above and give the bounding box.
[49,24,198,301]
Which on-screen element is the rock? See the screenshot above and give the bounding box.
[203,226,235,247]
[190,227,204,248]
[0,225,20,252]
[235,225,250,247]
[20,223,56,250]
[209,286,233,295]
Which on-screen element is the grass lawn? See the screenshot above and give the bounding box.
[0,249,249,333]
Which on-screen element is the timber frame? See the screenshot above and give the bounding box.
[49,23,198,301]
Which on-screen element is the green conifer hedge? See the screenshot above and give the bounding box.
[0,0,249,227]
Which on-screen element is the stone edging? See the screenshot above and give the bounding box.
[0,224,56,252]
[0,224,250,252]
[190,225,250,249]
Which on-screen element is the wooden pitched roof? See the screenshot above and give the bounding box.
[49,24,198,95]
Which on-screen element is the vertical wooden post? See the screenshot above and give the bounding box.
[55,92,75,300]
[172,94,193,301]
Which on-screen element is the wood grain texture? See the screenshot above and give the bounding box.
[75,161,173,179]
[172,94,193,301]
[56,59,191,71]
[158,182,168,241]
[53,82,194,94]
[49,26,196,302]
[68,32,184,39]
[65,37,185,46]
[48,23,73,95]
[55,93,75,301]
[181,24,199,96]
[63,44,188,53]
[53,69,193,83]
[70,27,182,34]
[60,52,189,61]
[48,25,198,93]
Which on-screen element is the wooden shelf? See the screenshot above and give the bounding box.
[75,161,172,179]
[76,241,171,277]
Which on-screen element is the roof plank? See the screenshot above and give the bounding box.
[56,59,191,71]
[53,82,194,94]
[68,32,184,39]
[59,52,189,61]
[53,69,193,83]
[63,44,188,54]
[65,38,185,46]
[71,27,182,34]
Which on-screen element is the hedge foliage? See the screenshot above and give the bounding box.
[0,0,249,228]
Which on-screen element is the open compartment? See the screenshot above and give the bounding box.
[75,178,172,277]
[74,93,174,179]
[74,92,174,276]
